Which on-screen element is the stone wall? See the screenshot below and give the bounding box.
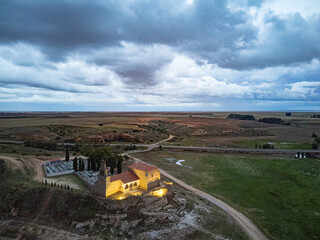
[74,172,94,191]
[93,175,106,196]
[105,178,122,197]
[45,169,74,177]
[147,179,160,190]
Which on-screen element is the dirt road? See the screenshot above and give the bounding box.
[0,155,84,190]
[128,154,268,240]
[124,135,268,240]
[30,158,46,181]
[0,155,47,181]
[124,134,268,240]
[121,134,175,155]
[0,155,28,177]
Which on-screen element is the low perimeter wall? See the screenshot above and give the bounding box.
[43,164,74,177]
[74,171,94,191]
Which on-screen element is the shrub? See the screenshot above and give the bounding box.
[259,118,283,125]
[227,114,255,120]
[312,143,318,150]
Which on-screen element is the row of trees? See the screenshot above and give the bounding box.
[226,114,291,126]
[72,147,124,174]
[73,157,86,171]
[227,114,256,120]
[42,179,72,191]
[255,143,275,149]
[25,140,57,150]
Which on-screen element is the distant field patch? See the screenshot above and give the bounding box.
[235,140,313,150]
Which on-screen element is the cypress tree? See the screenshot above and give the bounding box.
[97,159,101,171]
[117,157,122,174]
[80,159,84,171]
[73,157,78,171]
[66,148,69,161]
[87,158,91,171]
[88,152,95,171]
[92,159,95,171]
[92,158,95,171]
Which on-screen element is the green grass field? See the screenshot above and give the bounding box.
[162,137,314,150]
[133,151,320,240]
[50,174,88,192]
[235,140,313,149]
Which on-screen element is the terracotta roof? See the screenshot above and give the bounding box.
[110,171,139,184]
[128,162,158,172]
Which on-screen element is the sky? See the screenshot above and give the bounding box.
[0,0,320,111]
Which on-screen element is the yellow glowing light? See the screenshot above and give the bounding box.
[116,196,126,200]
[132,192,142,196]
[151,188,167,197]
[164,181,173,185]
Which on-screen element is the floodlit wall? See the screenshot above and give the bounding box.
[131,169,148,190]
[148,169,161,182]
[105,177,122,197]
[122,180,140,192]
[130,169,160,190]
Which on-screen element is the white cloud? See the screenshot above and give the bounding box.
[1,42,319,110]
[263,0,320,17]
[283,81,320,99]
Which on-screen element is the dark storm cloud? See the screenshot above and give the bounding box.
[0,78,90,93]
[216,12,320,69]
[83,41,175,86]
[0,0,124,60]
[1,0,319,70]
[116,67,158,87]
[0,0,256,62]
[0,0,320,111]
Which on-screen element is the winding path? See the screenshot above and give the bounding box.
[124,135,269,240]
[0,155,28,177]
[33,189,55,223]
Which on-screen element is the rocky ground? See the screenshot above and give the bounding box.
[0,149,246,240]
[0,181,246,240]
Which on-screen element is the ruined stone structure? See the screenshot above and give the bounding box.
[94,162,161,197]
